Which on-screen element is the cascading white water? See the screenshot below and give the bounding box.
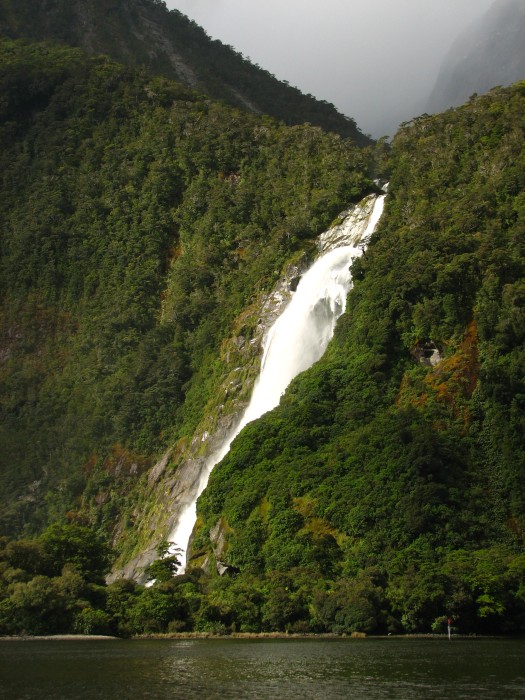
[169,192,386,572]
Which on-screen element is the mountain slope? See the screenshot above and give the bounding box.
[0,32,524,637]
[194,82,525,634]
[0,0,371,145]
[0,38,375,538]
[427,0,525,113]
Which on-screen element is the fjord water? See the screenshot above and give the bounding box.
[170,193,386,569]
[2,638,524,699]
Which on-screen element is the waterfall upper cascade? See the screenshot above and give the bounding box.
[169,191,386,572]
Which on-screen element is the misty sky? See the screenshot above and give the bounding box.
[164,0,496,137]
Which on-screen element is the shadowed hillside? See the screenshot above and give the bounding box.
[0,38,374,539]
[0,0,372,145]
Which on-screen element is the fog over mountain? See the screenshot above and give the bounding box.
[427,0,525,114]
[166,0,497,137]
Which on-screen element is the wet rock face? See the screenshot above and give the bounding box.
[108,261,309,583]
[412,341,442,367]
[107,414,239,583]
[106,544,157,585]
[147,451,171,487]
[318,194,378,253]
[204,518,235,576]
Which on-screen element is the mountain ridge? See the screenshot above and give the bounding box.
[0,0,372,145]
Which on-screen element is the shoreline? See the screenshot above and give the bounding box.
[133,632,500,641]
[0,632,513,642]
[0,634,119,641]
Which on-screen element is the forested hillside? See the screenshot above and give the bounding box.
[0,38,374,538]
[0,0,371,145]
[192,82,525,635]
[0,36,523,637]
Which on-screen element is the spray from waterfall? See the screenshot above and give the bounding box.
[169,191,386,572]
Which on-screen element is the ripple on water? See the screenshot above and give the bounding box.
[1,638,525,700]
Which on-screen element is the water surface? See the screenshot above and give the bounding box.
[1,637,524,699]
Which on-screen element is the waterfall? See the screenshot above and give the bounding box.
[169,191,386,572]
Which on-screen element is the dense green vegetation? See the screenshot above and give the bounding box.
[0,33,523,637]
[0,39,373,539]
[192,83,525,635]
[0,0,371,145]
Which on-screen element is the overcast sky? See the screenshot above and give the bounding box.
[164,0,496,137]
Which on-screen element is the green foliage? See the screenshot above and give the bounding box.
[194,83,525,635]
[0,530,200,636]
[39,523,110,582]
[0,38,373,538]
[127,584,184,633]
[0,34,524,638]
[144,540,181,582]
[311,572,385,634]
[0,0,372,145]
[73,607,112,635]
[0,528,105,634]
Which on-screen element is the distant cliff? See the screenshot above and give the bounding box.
[427,0,525,113]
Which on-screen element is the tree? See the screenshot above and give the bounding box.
[39,524,110,582]
[144,540,182,583]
